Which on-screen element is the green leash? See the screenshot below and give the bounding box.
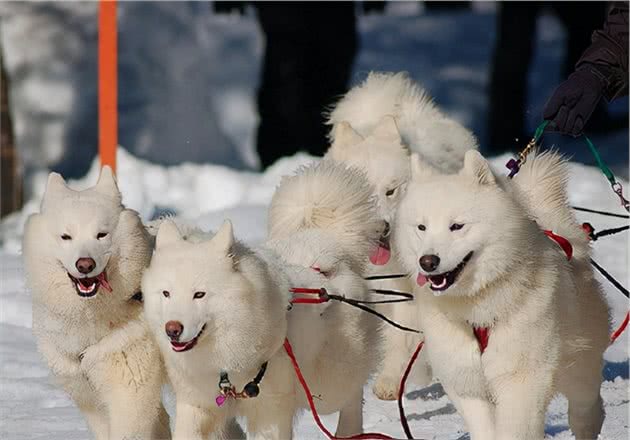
[506,121,629,213]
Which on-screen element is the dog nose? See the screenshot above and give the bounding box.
[419,254,440,272]
[165,321,183,340]
[382,221,391,237]
[76,257,96,274]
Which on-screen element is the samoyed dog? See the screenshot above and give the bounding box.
[393,150,610,439]
[24,167,170,439]
[143,161,382,439]
[325,71,479,399]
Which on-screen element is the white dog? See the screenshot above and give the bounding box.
[24,167,170,439]
[325,71,479,399]
[393,150,610,439]
[143,161,382,439]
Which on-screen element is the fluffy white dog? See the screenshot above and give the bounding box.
[393,150,610,439]
[143,161,383,439]
[325,72,479,399]
[24,167,170,439]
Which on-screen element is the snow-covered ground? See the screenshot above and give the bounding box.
[1,2,628,439]
[1,148,628,439]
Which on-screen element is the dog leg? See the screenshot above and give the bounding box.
[173,401,219,440]
[493,373,552,440]
[335,386,363,437]
[246,398,295,440]
[215,418,245,440]
[442,384,495,440]
[80,405,109,440]
[374,302,430,401]
[563,374,605,440]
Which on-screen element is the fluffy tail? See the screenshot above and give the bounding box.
[327,71,478,173]
[268,160,382,260]
[512,150,590,259]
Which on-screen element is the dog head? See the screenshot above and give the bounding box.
[23,166,148,302]
[394,151,529,297]
[326,116,409,266]
[143,220,287,370]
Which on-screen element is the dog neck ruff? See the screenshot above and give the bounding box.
[215,362,268,406]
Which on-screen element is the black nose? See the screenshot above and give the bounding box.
[165,321,183,340]
[419,254,440,272]
[76,257,96,274]
[382,221,391,237]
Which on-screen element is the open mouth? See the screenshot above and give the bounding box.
[370,223,391,266]
[67,271,112,298]
[416,252,473,292]
[170,324,206,353]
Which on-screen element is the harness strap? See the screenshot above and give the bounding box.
[543,230,573,260]
[473,327,490,354]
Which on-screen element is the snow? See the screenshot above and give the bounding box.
[1,2,628,439]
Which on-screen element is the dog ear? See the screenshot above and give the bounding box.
[210,220,234,257]
[330,121,364,152]
[372,115,402,144]
[41,172,71,211]
[156,220,182,249]
[410,153,436,181]
[461,150,495,185]
[94,166,122,202]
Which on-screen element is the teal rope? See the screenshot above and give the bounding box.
[583,135,616,185]
[532,121,616,185]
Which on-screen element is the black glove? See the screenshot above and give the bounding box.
[543,66,608,137]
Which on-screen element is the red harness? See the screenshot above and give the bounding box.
[473,229,574,354]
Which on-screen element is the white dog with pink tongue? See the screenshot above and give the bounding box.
[393,150,610,439]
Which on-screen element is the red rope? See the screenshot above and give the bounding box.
[610,311,629,344]
[291,297,328,304]
[290,287,323,294]
[283,338,398,440]
[397,341,424,440]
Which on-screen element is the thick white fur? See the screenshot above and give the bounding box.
[143,219,380,439]
[325,72,480,399]
[24,167,170,440]
[327,71,478,173]
[393,150,610,439]
[268,159,382,273]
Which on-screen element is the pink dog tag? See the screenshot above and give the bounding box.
[215,395,227,407]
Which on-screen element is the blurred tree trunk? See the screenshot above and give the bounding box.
[1,40,22,218]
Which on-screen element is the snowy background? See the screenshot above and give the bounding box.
[1,2,628,439]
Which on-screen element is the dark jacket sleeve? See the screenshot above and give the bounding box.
[576,1,629,100]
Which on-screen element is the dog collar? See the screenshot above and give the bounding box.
[215,362,268,406]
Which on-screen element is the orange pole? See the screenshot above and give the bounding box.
[98,0,117,173]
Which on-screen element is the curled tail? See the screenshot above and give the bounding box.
[268,160,382,262]
[327,71,478,173]
[513,150,591,259]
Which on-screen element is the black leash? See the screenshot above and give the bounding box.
[590,258,629,299]
[572,206,629,219]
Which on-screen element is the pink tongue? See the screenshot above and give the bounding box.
[369,245,391,266]
[416,273,428,287]
[97,273,113,292]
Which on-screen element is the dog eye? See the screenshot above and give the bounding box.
[385,188,396,197]
[61,234,72,241]
[96,232,108,239]
[162,290,170,298]
[450,223,464,231]
[417,224,426,231]
[193,291,206,299]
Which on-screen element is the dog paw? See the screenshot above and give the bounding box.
[372,375,400,401]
